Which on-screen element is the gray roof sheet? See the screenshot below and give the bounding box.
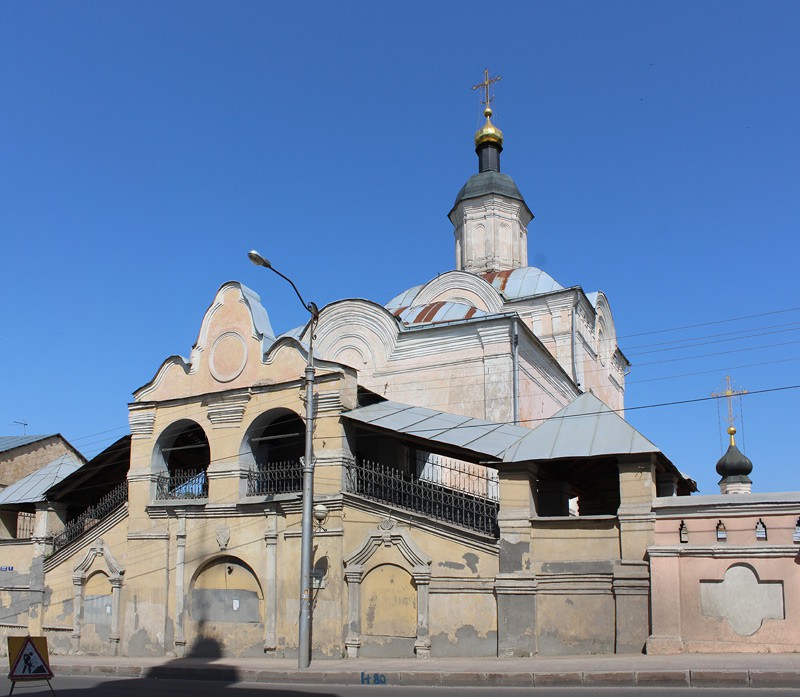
[385,285,425,311]
[452,171,528,209]
[343,402,532,460]
[0,452,84,505]
[239,283,277,355]
[482,267,564,299]
[0,435,54,455]
[503,392,661,462]
[394,302,488,326]
[343,392,663,465]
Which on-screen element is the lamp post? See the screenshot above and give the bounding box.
[248,250,319,669]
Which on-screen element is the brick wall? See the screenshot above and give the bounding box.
[0,437,76,488]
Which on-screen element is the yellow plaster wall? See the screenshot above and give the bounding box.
[531,519,621,561]
[361,564,416,637]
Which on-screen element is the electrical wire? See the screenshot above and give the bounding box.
[617,305,800,339]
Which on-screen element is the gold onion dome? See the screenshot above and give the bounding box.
[475,107,504,147]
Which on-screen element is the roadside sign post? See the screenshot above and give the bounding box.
[7,636,55,696]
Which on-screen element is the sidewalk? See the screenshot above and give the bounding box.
[48,652,800,688]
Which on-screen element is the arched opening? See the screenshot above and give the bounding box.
[242,409,304,496]
[84,571,113,626]
[154,420,210,500]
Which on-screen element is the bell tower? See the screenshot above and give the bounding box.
[448,70,533,274]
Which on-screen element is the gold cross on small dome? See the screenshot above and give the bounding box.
[472,69,502,109]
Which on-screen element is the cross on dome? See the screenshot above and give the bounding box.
[472,68,502,109]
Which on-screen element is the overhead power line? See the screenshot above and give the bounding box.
[618,306,800,339]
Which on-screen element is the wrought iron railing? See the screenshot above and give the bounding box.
[155,469,208,500]
[246,460,303,496]
[412,451,500,502]
[345,457,499,537]
[52,480,129,552]
[16,511,35,539]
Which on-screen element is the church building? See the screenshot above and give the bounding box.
[0,76,797,660]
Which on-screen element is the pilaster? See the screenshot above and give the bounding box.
[613,561,650,654]
[617,456,657,560]
[495,464,537,656]
[264,514,278,653]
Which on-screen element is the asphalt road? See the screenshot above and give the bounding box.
[3,677,800,697]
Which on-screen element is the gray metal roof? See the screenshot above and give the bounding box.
[393,302,488,326]
[239,283,277,355]
[451,171,529,212]
[503,392,661,462]
[0,435,54,455]
[385,285,425,311]
[0,452,84,505]
[482,267,565,300]
[342,401,532,460]
[343,392,663,465]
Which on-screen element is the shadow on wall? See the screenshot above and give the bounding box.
[186,620,223,659]
[145,622,231,683]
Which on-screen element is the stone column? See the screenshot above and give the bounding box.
[617,456,656,561]
[646,549,684,654]
[264,515,278,653]
[413,576,431,658]
[71,577,83,653]
[174,514,187,657]
[110,577,123,655]
[344,570,362,658]
[496,464,537,657]
[33,501,68,558]
[613,561,651,654]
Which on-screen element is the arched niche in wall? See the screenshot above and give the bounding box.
[343,519,432,659]
[240,408,304,496]
[360,563,417,640]
[71,539,125,653]
[152,419,210,500]
[190,555,263,624]
[84,571,113,626]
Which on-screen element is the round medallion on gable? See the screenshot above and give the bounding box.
[209,331,248,383]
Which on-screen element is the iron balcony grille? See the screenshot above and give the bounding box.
[413,451,500,502]
[247,460,303,496]
[52,480,129,553]
[346,457,499,537]
[16,511,35,539]
[155,469,208,500]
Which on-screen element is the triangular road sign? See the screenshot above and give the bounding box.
[8,636,53,680]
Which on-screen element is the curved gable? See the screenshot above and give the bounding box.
[412,271,504,314]
[133,282,277,402]
[313,299,401,373]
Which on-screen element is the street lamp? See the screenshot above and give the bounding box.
[248,249,319,669]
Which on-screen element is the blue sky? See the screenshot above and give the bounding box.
[2,2,798,494]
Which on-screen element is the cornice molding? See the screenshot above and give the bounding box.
[648,544,798,558]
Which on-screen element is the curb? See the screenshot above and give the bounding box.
[49,663,800,688]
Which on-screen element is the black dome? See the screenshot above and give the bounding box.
[715,443,753,479]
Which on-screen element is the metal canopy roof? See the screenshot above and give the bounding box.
[342,401,532,461]
[343,392,664,466]
[0,452,84,506]
[503,392,662,462]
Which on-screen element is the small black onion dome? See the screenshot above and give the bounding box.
[716,426,753,479]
